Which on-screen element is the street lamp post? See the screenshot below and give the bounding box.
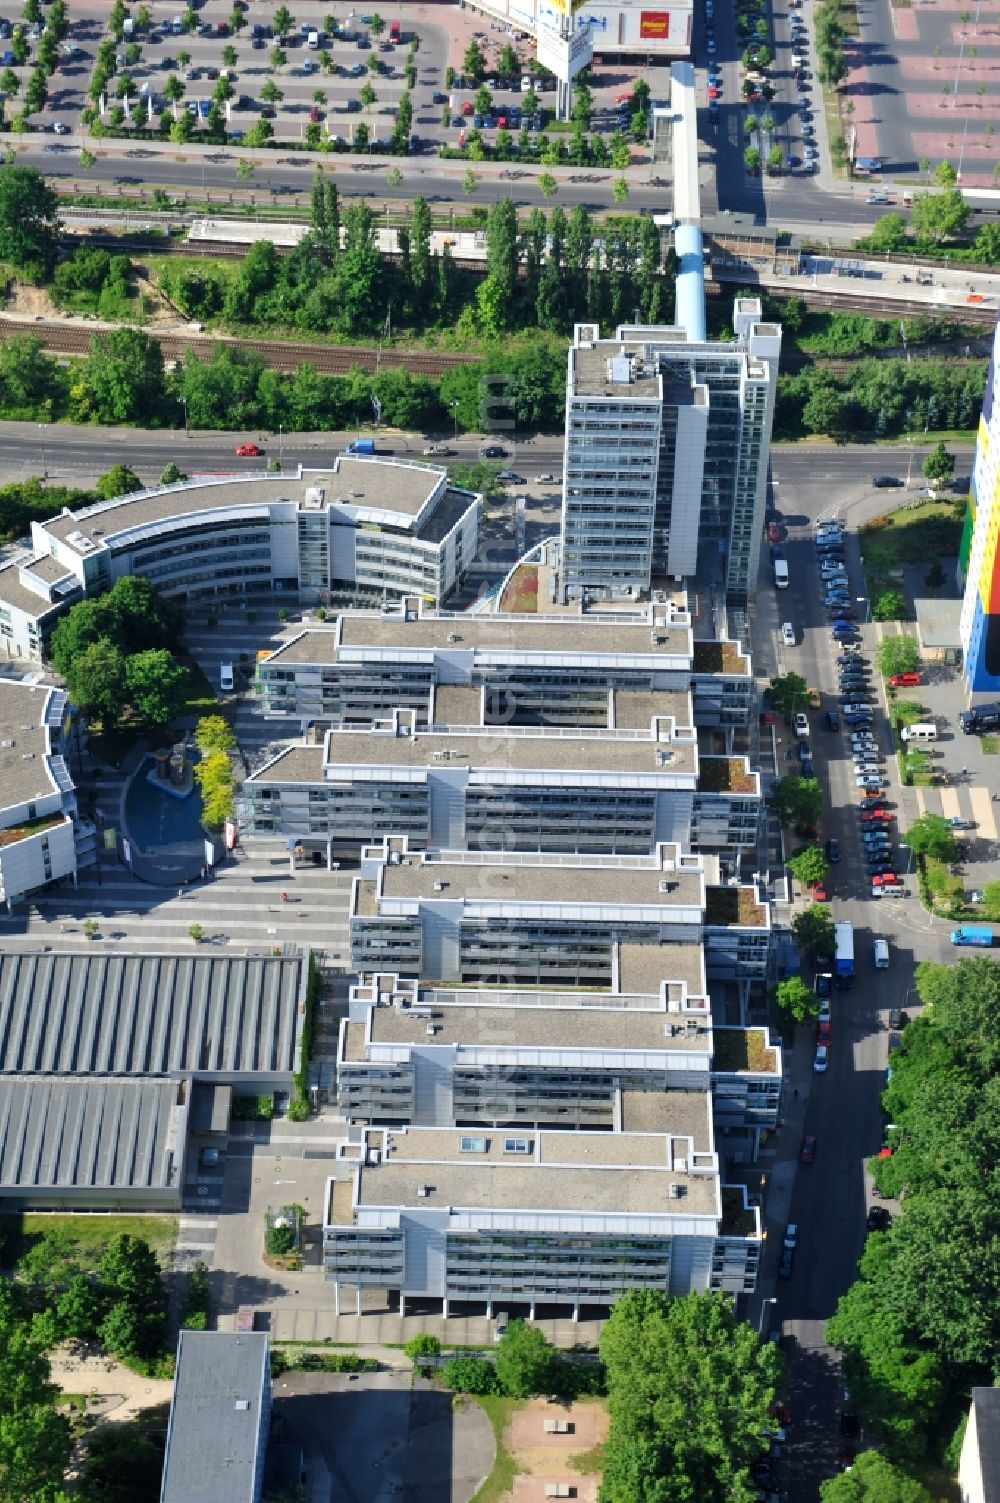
[899,843,914,876]
[757,1296,778,1338]
[181,398,188,438]
[37,423,47,479]
[857,595,872,625]
[278,423,283,470]
[450,399,459,442]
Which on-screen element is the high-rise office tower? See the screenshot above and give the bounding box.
[959,315,1000,690]
[558,305,782,607]
[558,60,781,608]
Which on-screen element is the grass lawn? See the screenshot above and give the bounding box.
[2,1213,179,1271]
[468,1395,522,1503]
[981,735,999,755]
[861,497,965,595]
[180,659,220,719]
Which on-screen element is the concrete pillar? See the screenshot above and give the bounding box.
[442,1297,449,1319]
[486,1299,493,1320]
[356,1286,362,1316]
[530,1301,536,1321]
[572,1302,580,1322]
[327,836,333,872]
[334,1281,340,1316]
[399,1293,406,1318]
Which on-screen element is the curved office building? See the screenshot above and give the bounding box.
[0,459,480,662]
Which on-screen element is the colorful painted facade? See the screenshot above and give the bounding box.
[960,315,1000,691]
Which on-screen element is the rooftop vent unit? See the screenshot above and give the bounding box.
[668,1182,683,1200]
[447,632,462,643]
[432,881,449,892]
[417,1184,433,1198]
[659,879,677,893]
[234,1400,251,1412]
[674,1157,688,1173]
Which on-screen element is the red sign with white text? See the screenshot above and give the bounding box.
[640,10,670,36]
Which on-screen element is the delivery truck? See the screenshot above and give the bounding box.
[834,920,855,987]
[950,925,996,947]
[773,558,789,589]
[346,438,376,455]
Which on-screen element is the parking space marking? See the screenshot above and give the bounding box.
[939,786,960,820]
[970,784,998,841]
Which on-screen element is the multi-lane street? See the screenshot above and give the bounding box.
[0,418,972,493]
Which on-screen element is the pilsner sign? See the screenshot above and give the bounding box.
[639,9,670,37]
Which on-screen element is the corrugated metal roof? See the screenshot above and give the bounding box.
[0,1077,182,1191]
[162,1332,270,1503]
[0,952,305,1078]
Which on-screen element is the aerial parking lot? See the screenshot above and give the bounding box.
[1,0,661,166]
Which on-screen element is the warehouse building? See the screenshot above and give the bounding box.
[0,1076,189,1211]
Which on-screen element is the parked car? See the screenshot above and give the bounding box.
[793,713,809,739]
[480,445,506,458]
[800,1134,817,1163]
[778,1246,795,1279]
[813,1043,829,1072]
[782,622,796,647]
[814,972,832,999]
[825,838,841,863]
[872,474,904,488]
[890,672,921,687]
[825,710,840,731]
[235,442,263,456]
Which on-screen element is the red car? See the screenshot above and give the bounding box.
[872,874,902,888]
[767,521,782,542]
[615,91,632,103]
[812,881,829,902]
[890,672,921,687]
[462,100,473,115]
[235,442,263,457]
[817,1019,831,1044]
[708,84,719,98]
[860,810,892,823]
[495,113,507,127]
[800,1135,817,1164]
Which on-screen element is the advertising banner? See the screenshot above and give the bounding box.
[536,21,593,77]
[639,9,670,36]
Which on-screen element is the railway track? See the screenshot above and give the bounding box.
[0,317,475,376]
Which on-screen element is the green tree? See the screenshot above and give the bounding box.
[902,812,955,862]
[55,1274,102,1342]
[612,176,629,202]
[65,638,128,723]
[872,589,906,621]
[933,160,957,187]
[775,974,819,1023]
[819,1451,934,1503]
[474,83,492,116]
[494,1320,554,1398]
[163,72,185,104]
[910,188,970,243]
[599,1290,781,1503]
[0,67,18,98]
[876,634,920,679]
[866,212,907,253]
[767,145,783,173]
[235,157,255,181]
[359,78,375,110]
[771,775,823,830]
[77,1421,165,1503]
[194,714,237,752]
[0,165,60,276]
[0,1281,72,1501]
[269,45,286,70]
[272,4,293,37]
[195,747,235,828]
[463,39,486,81]
[98,1299,144,1360]
[159,461,187,485]
[538,171,558,198]
[803,383,849,440]
[403,1332,442,1363]
[498,42,517,75]
[922,441,955,483]
[791,902,836,961]
[788,844,828,887]
[744,144,761,174]
[125,648,189,727]
[441,1356,499,1394]
[95,462,143,500]
[767,672,809,720]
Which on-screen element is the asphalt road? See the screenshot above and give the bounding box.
[756,481,965,1498]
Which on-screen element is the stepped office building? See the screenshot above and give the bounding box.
[558,306,781,607]
[323,962,776,1315]
[0,460,480,661]
[959,313,1000,690]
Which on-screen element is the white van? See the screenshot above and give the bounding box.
[900,722,937,742]
[220,662,234,692]
[873,938,889,969]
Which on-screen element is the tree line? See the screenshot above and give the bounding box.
[775,355,987,441]
[827,957,1000,1462]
